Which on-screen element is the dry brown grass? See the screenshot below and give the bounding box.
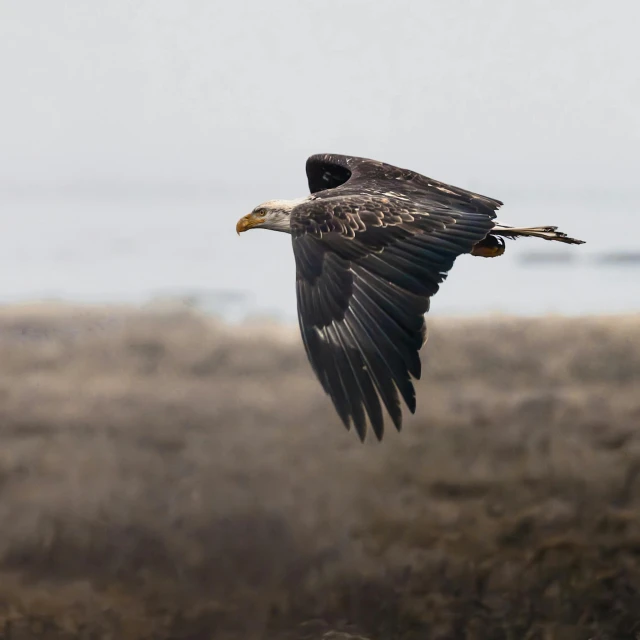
[0,304,639,639]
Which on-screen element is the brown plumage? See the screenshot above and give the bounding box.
[237,154,585,441]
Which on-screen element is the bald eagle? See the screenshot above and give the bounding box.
[236,154,584,442]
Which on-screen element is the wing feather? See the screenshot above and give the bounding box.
[348,281,419,411]
[331,320,384,440]
[342,301,404,431]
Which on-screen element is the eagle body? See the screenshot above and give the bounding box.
[236,154,585,442]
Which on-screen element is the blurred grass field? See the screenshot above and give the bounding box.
[0,305,639,639]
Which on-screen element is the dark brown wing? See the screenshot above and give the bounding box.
[292,154,501,442]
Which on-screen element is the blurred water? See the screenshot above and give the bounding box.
[1,190,638,321]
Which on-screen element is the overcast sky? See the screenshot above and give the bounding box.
[1,0,638,195]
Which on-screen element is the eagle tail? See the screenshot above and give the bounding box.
[492,224,585,245]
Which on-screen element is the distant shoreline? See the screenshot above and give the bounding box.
[1,299,639,318]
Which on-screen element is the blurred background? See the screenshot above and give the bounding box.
[1,2,639,639]
[1,0,639,318]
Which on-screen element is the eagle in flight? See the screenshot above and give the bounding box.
[236,154,584,442]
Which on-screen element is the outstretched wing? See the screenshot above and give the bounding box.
[291,154,501,441]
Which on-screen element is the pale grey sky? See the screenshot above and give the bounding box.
[0,1,638,317]
[1,0,638,195]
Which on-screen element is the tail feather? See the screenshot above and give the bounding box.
[492,224,585,245]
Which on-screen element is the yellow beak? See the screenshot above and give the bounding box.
[236,214,264,235]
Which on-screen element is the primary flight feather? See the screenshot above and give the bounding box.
[236,154,585,442]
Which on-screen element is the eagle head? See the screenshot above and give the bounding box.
[236,199,307,235]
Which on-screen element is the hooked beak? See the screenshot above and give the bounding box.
[236,213,264,235]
